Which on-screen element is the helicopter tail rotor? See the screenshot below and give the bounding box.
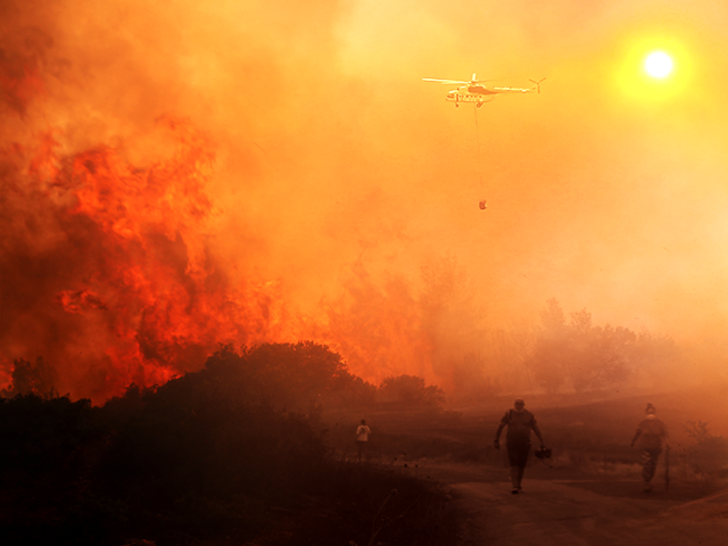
[529,77,547,94]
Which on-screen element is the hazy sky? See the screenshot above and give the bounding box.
[334,0,728,339]
[2,0,728,399]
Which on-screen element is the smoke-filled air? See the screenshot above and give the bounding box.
[3,0,728,404]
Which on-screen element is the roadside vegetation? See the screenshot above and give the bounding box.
[3,321,727,545]
[0,342,457,546]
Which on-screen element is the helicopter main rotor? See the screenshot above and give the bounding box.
[422,73,499,86]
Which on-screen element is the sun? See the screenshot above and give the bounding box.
[615,32,693,103]
[644,51,674,78]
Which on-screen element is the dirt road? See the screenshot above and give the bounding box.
[423,461,728,545]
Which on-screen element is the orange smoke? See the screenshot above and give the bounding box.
[5,0,728,405]
[0,0,450,401]
[1,110,455,400]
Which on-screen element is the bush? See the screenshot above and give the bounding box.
[0,394,119,546]
[97,369,329,502]
[0,393,104,483]
[378,374,445,408]
[0,343,461,545]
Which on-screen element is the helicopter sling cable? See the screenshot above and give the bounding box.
[422,74,545,210]
[474,104,487,210]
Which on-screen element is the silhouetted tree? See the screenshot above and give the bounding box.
[0,342,456,546]
[527,336,566,392]
[326,371,378,408]
[541,297,566,330]
[1,357,58,398]
[526,300,569,392]
[559,322,634,391]
[527,301,648,392]
[203,341,351,415]
[378,374,445,408]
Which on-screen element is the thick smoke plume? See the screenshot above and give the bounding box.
[3,0,728,403]
[1,0,455,400]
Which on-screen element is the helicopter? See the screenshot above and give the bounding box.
[422,73,546,107]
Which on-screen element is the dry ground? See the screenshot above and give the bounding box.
[423,460,728,545]
[327,388,728,545]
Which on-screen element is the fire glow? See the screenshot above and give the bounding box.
[2,116,299,400]
[4,0,728,404]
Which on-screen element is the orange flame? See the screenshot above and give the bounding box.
[0,117,303,401]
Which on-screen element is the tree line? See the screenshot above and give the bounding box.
[525,298,681,393]
[0,342,454,545]
[2,343,445,411]
[3,297,684,404]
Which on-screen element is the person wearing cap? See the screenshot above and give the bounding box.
[630,403,669,492]
[494,398,545,494]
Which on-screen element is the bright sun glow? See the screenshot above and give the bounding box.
[616,34,693,103]
[644,51,674,78]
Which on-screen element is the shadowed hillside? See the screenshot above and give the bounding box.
[0,342,458,546]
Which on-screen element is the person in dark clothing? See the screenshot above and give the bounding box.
[494,398,545,494]
[630,403,669,492]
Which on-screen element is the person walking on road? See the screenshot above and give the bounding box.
[494,398,545,494]
[356,419,372,463]
[630,403,669,492]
